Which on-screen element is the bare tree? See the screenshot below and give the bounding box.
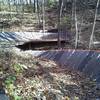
[58,0,63,48]
[71,0,74,32]
[74,0,79,49]
[36,0,41,27]
[33,0,36,13]
[42,0,45,33]
[89,0,100,49]
[29,0,32,5]
[8,0,12,19]
[13,0,18,13]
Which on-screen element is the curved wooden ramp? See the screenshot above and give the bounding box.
[31,50,100,83]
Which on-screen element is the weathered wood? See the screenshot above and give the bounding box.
[16,39,69,50]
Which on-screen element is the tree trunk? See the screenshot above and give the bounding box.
[42,0,45,33]
[8,0,12,19]
[33,0,36,13]
[29,0,32,5]
[58,0,63,48]
[89,0,100,49]
[74,0,79,49]
[14,0,18,13]
[71,0,74,32]
[36,0,41,27]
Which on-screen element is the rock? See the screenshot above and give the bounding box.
[0,89,9,100]
[0,94,9,100]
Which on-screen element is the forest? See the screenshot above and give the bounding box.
[0,0,100,100]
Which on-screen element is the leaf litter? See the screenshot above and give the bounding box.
[0,49,100,100]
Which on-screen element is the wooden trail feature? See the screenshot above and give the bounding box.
[16,39,69,50]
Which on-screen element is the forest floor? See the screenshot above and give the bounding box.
[0,9,58,32]
[0,12,40,32]
[0,49,100,100]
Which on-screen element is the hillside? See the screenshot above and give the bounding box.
[0,49,100,100]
